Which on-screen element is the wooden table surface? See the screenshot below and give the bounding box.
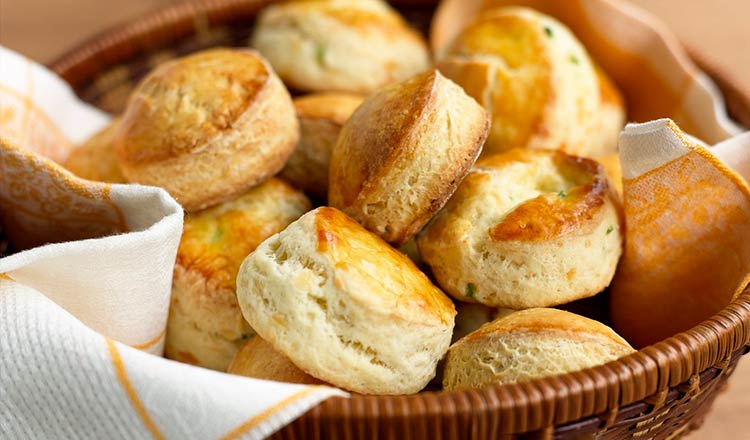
[2,1,749,438]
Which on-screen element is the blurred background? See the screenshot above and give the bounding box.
[1,0,748,438]
[2,0,749,93]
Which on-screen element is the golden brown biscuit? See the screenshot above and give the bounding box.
[64,118,126,183]
[328,70,490,246]
[443,308,635,390]
[115,48,298,212]
[236,207,456,395]
[436,7,625,158]
[166,178,311,371]
[251,0,430,94]
[418,149,623,309]
[280,93,363,199]
[227,336,325,385]
[592,63,627,158]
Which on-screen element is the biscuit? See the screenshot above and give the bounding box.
[436,7,625,158]
[166,178,311,371]
[329,70,490,245]
[280,93,363,199]
[251,0,430,94]
[592,64,627,158]
[227,336,325,385]
[443,308,635,390]
[115,48,298,211]
[418,149,622,309]
[64,118,126,183]
[236,207,456,394]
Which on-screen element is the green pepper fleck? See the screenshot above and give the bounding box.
[557,190,567,198]
[544,26,554,38]
[316,45,326,66]
[212,225,224,242]
[569,54,580,65]
[606,225,614,235]
[465,283,477,299]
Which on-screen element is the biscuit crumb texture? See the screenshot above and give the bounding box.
[237,207,456,394]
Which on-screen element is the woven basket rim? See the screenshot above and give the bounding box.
[46,0,750,434]
[302,290,750,432]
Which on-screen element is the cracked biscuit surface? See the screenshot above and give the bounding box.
[236,207,456,394]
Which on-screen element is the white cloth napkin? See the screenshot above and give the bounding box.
[0,281,345,440]
[620,121,749,180]
[0,46,346,440]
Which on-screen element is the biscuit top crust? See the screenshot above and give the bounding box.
[448,8,550,68]
[117,48,270,163]
[293,93,364,125]
[425,149,614,244]
[461,308,632,350]
[177,178,311,291]
[260,0,416,36]
[313,207,455,325]
[440,8,553,152]
[330,69,441,206]
[485,150,610,242]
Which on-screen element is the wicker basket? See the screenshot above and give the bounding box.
[47,1,750,438]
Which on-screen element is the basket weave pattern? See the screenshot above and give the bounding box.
[46,1,750,438]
